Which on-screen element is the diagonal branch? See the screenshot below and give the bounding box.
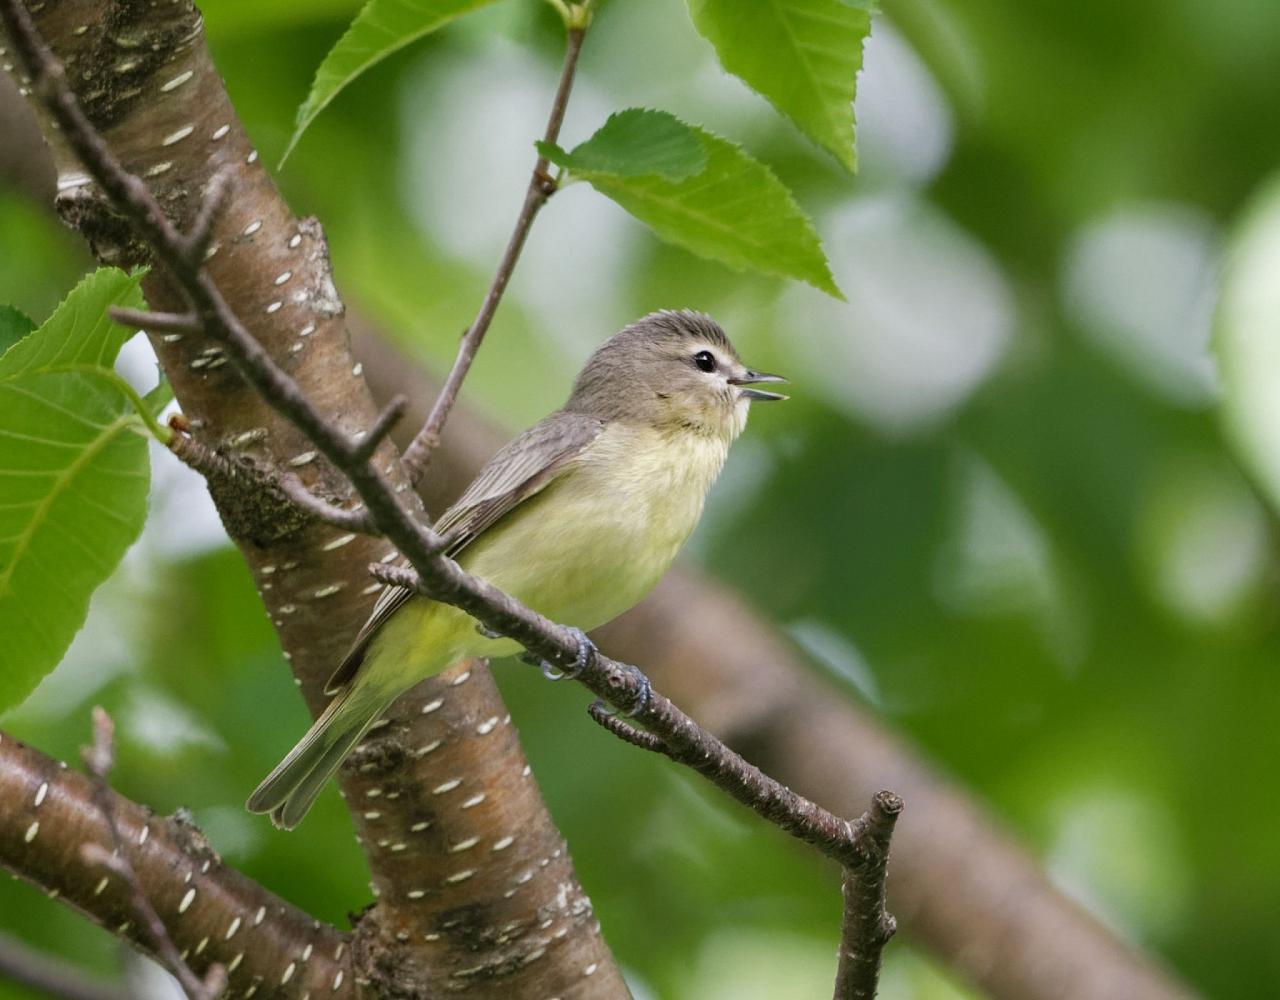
[0,729,353,999]
[371,564,888,870]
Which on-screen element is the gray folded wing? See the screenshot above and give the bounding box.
[323,410,604,694]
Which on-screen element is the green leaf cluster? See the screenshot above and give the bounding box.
[0,269,152,712]
[286,0,872,297]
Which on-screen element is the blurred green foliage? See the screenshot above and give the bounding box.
[2,0,1280,997]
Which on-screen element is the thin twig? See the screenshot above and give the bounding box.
[0,931,130,1000]
[834,791,902,1000]
[352,392,409,464]
[181,165,233,266]
[398,25,588,484]
[109,306,201,334]
[80,709,226,1000]
[277,474,375,532]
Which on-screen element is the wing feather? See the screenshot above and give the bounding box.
[323,411,603,694]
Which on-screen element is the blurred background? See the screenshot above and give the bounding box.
[3,0,1280,996]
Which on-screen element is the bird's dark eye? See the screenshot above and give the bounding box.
[693,350,716,373]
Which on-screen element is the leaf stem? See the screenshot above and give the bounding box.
[74,365,174,444]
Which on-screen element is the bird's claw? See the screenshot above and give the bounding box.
[475,622,503,640]
[626,668,653,717]
[536,627,594,682]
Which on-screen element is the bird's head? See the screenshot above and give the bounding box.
[566,310,787,439]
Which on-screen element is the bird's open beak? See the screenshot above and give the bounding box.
[728,368,789,402]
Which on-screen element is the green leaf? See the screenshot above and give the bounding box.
[560,110,842,298]
[538,109,707,180]
[1,269,146,377]
[687,0,873,171]
[0,305,35,358]
[0,269,150,712]
[1216,174,1280,514]
[282,0,504,166]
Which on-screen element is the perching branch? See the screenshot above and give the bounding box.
[3,0,898,992]
[398,23,587,485]
[80,708,226,1000]
[0,729,354,998]
[371,564,892,872]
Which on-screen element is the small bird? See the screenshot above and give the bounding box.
[247,310,787,828]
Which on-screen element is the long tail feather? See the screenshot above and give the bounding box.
[246,687,391,829]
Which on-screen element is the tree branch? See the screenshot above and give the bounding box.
[398,24,587,485]
[0,730,353,999]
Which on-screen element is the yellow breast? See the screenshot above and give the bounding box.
[359,421,730,688]
[470,421,727,628]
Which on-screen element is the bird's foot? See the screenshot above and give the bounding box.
[533,627,595,682]
[625,667,653,717]
[475,622,503,640]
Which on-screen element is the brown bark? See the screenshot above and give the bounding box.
[1,2,625,995]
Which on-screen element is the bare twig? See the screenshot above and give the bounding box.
[352,392,408,464]
[109,307,201,335]
[180,165,233,266]
[166,423,377,534]
[277,474,374,532]
[398,25,588,484]
[834,791,902,1000]
[0,931,130,1000]
[80,709,225,1000]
